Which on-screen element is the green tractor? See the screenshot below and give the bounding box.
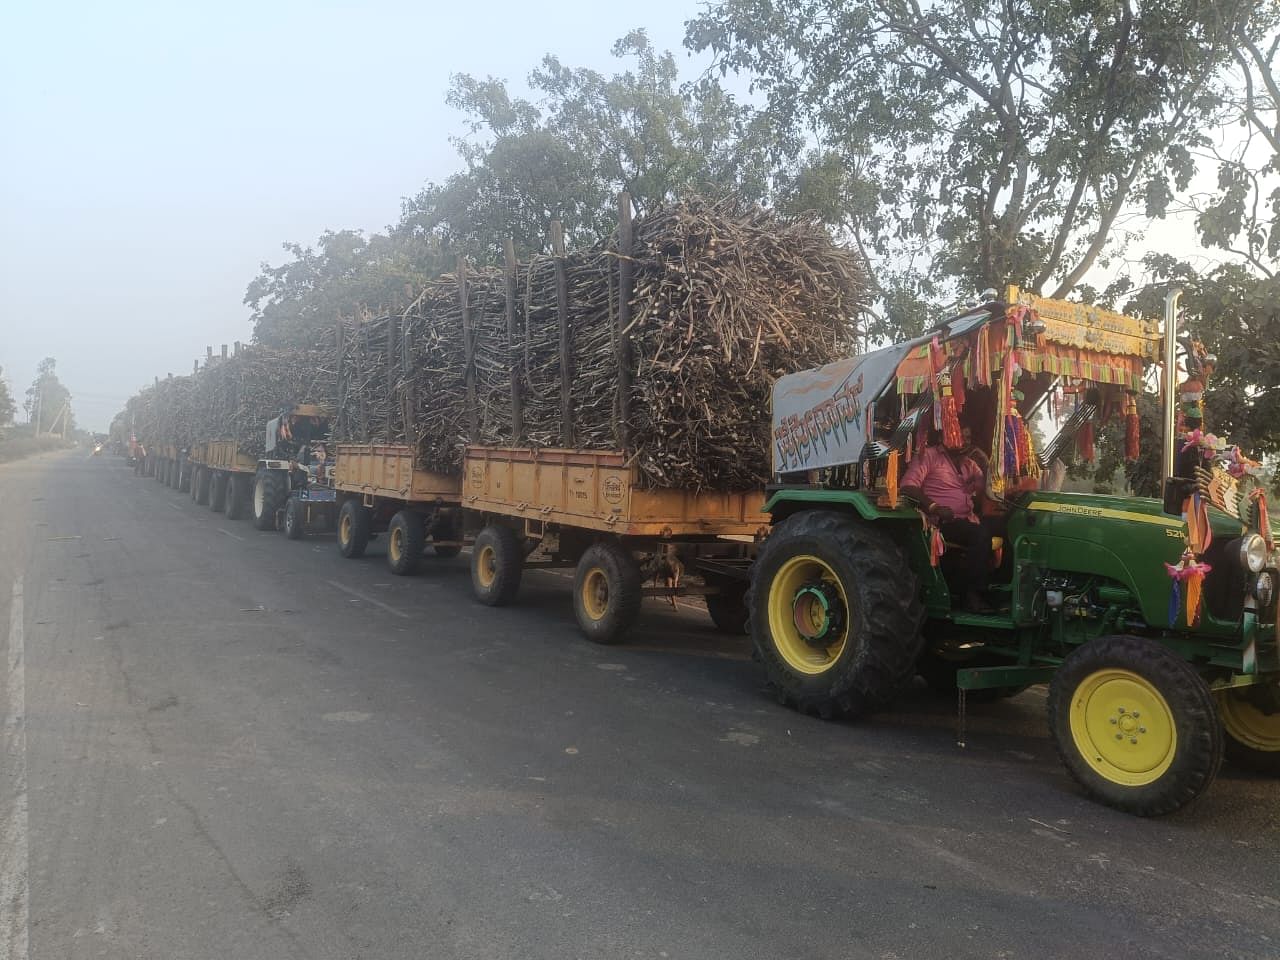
[754,286,1279,816]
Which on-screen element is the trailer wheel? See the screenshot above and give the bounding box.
[166,459,177,488]
[337,499,371,559]
[573,541,643,645]
[387,510,425,576]
[252,469,287,531]
[1216,684,1280,775]
[471,524,523,606]
[1049,634,1222,816]
[224,474,248,520]
[194,467,210,505]
[284,497,305,540]
[704,578,749,635]
[749,511,925,719]
[208,471,227,513]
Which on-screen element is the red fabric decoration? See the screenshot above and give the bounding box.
[929,337,963,449]
[1124,394,1140,462]
[1077,420,1095,463]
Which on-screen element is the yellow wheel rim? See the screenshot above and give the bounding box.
[476,544,497,588]
[766,554,849,676]
[1218,688,1280,752]
[389,527,403,565]
[1069,669,1177,786]
[581,567,609,621]
[340,512,352,546]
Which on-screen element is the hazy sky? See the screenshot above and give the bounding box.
[1,0,703,431]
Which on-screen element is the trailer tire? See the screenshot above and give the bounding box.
[387,510,425,576]
[208,471,227,513]
[179,462,191,493]
[573,541,643,645]
[194,467,211,505]
[166,459,176,488]
[252,469,287,531]
[225,473,248,520]
[1216,685,1280,776]
[748,510,925,719]
[337,499,371,559]
[471,524,523,606]
[1049,634,1222,816]
[705,578,749,635]
[284,497,305,540]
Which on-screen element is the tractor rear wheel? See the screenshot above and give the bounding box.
[252,469,287,531]
[748,511,925,719]
[1049,634,1222,816]
[208,472,227,513]
[1216,684,1280,776]
[337,499,371,559]
[471,524,523,606]
[387,510,425,576]
[284,497,305,540]
[572,541,643,644]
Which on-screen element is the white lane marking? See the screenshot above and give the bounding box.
[2,576,29,960]
[216,528,245,542]
[323,580,410,620]
[167,502,182,512]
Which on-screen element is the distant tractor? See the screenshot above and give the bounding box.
[251,404,337,536]
[753,287,1279,816]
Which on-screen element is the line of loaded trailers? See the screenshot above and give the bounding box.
[134,421,763,644]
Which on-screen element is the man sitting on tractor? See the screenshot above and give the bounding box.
[900,427,993,612]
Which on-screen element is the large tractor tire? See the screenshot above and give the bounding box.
[1048,634,1222,816]
[748,510,925,719]
[337,499,372,559]
[705,577,749,635]
[387,510,425,576]
[283,497,306,540]
[572,540,643,644]
[252,468,287,531]
[1216,683,1280,776]
[471,524,523,606]
[224,473,248,520]
[194,467,211,505]
[208,471,227,513]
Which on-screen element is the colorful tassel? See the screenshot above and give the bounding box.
[1251,488,1273,551]
[886,449,900,509]
[974,327,992,386]
[1124,395,1140,462]
[1077,420,1095,463]
[1165,548,1212,627]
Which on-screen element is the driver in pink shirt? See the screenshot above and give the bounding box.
[900,428,992,612]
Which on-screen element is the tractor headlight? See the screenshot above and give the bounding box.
[1240,534,1268,573]
[1255,572,1274,608]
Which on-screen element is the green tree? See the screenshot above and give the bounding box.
[0,367,15,426]
[24,357,74,435]
[396,29,770,262]
[687,0,1266,341]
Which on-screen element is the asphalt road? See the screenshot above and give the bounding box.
[1,450,1277,960]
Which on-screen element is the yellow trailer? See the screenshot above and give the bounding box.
[461,445,767,644]
[329,443,465,575]
[187,440,257,519]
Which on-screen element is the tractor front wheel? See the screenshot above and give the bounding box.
[1217,684,1280,776]
[1048,634,1222,816]
[252,469,287,531]
[748,511,924,719]
[284,497,305,540]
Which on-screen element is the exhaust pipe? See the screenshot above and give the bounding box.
[1160,288,1183,483]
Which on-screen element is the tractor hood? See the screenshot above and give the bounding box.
[771,310,990,475]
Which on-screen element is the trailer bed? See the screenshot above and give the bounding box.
[332,444,461,503]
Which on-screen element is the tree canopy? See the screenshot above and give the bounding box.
[0,367,15,426]
[687,0,1271,340]
[24,357,74,434]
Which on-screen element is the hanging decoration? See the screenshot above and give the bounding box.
[923,512,946,567]
[1077,419,1095,463]
[886,449,900,509]
[929,336,963,449]
[1124,394,1140,462]
[1165,548,1212,627]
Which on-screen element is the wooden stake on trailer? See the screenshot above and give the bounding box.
[504,238,522,442]
[221,344,228,360]
[616,192,634,451]
[459,255,479,440]
[551,220,572,447]
[386,311,398,440]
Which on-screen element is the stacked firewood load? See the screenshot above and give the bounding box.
[336,198,865,489]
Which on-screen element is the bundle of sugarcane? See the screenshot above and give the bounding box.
[190,346,337,457]
[154,375,198,448]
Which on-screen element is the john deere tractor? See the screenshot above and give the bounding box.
[753,287,1279,816]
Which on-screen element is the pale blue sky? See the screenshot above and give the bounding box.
[0,0,710,430]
